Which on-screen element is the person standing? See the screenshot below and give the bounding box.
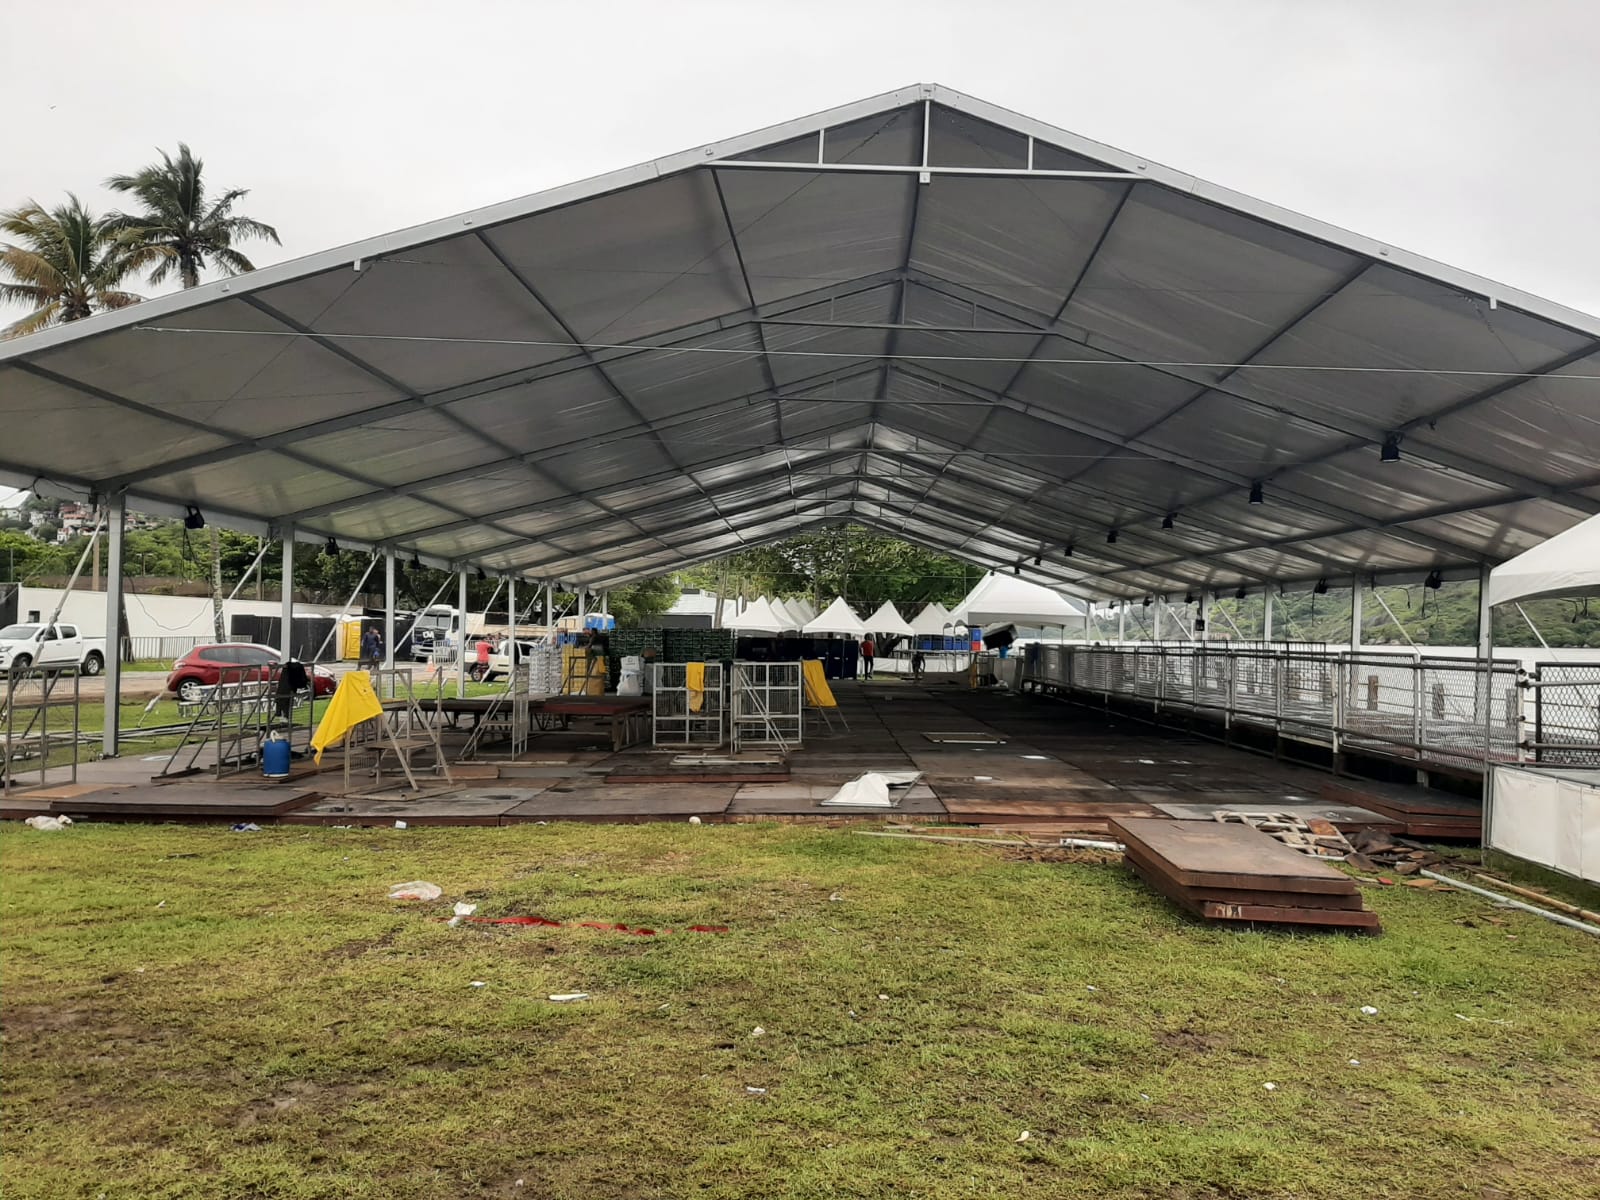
[860,635,876,679]
[912,648,925,683]
[360,626,383,672]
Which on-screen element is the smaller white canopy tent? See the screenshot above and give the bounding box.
[949,572,1085,628]
[791,598,817,624]
[804,597,869,637]
[725,595,784,633]
[1487,513,1600,608]
[864,600,915,637]
[768,598,804,632]
[909,602,953,638]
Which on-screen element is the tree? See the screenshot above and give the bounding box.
[608,577,679,627]
[108,145,280,633]
[0,196,149,338]
[106,144,280,289]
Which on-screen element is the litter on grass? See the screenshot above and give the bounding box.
[388,881,443,901]
[448,902,478,927]
[548,993,589,1003]
[1360,1005,1379,1015]
[230,822,260,833]
[23,816,73,831]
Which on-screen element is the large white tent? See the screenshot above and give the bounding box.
[950,572,1085,628]
[863,600,915,637]
[804,597,869,636]
[1487,512,1600,608]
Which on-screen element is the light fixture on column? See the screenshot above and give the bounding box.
[1063,543,1074,557]
[324,536,339,557]
[1161,512,1175,530]
[1106,529,1118,544]
[1033,554,1041,566]
[183,505,205,530]
[1314,577,1329,595]
[1235,586,1247,601]
[476,567,487,582]
[1142,596,1151,607]
[1380,432,1403,463]
[1248,481,1264,505]
[410,552,422,570]
[1185,592,1195,605]
[1424,569,1443,590]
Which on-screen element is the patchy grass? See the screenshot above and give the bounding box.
[3,822,1597,1199]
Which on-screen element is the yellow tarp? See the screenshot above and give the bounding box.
[311,670,384,763]
[801,659,836,708]
[685,662,705,713]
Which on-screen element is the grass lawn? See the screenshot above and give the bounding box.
[3,822,1597,1199]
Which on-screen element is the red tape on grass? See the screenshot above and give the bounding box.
[462,916,728,935]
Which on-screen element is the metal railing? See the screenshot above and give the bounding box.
[1529,664,1600,766]
[1023,644,1532,774]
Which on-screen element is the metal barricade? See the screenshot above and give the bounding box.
[652,662,725,748]
[1530,663,1600,765]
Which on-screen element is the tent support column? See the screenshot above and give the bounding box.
[280,527,295,658]
[1263,591,1274,642]
[507,577,517,671]
[384,551,396,673]
[457,569,469,699]
[1154,596,1166,642]
[1082,600,1092,643]
[1197,590,1210,642]
[1350,575,1363,652]
[1117,602,1126,644]
[1476,563,1493,662]
[100,492,125,758]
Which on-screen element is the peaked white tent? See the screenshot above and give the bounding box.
[909,602,953,638]
[725,595,784,634]
[804,597,869,637]
[1487,513,1600,608]
[769,598,804,632]
[864,600,915,637]
[791,599,817,624]
[950,573,1085,628]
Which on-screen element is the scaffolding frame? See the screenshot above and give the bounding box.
[157,663,319,781]
[1,664,82,795]
[731,661,802,753]
[652,662,725,748]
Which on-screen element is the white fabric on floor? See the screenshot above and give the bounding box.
[821,770,923,808]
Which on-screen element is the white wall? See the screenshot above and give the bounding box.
[16,586,347,640]
[1490,765,1600,885]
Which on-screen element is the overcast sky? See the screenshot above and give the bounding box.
[3,0,1597,321]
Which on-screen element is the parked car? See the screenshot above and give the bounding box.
[165,644,337,704]
[0,623,107,676]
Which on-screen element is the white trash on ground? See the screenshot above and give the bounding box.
[388,881,443,902]
[821,770,922,808]
[448,902,478,927]
[548,993,589,1003]
[23,815,73,831]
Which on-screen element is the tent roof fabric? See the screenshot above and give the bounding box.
[768,597,803,630]
[804,597,869,636]
[725,596,783,633]
[2,83,1596,599]
[864,600,916,637]
[1487,512,1600,608]
[951,571,1086,627]
[909,601,953,636]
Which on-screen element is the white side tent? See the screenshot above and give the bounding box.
[909,602,952,639]
[791,599,817,624]
[1487,512,1600,608]
[864,600,915,637]
[949,572,1085,628]
[725,595,784,634]
[804,597,869,637]
[768,598,803,632]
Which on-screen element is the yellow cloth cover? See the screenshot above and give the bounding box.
[311,670,384,763]
[685,662,706,713]
[801,659,836,708]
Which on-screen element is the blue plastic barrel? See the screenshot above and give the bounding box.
[261,736,291,779]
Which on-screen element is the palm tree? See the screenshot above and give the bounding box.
[0,196,148,338]
[106,144,280,290]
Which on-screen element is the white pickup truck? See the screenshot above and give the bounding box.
[0,622,108,676]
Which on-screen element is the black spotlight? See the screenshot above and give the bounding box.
[1194,618,1207,633]
[1161,513,1175,530]
[183,505,205,530]
[1013,563,1021,575]
[1185,592,1196,605]
[1033,554,1042,566]
[1107,529,1119,544]
[1235,586,1247,601]
[324,536,339,557]
[476,567,487,582]
[1248,481,1264,505]
[1063,543,1074,558]
[393,555,405,578]
[1381,432,1403,463]
[410,552,422,570]
[1314,577,1329,595]
[1142,596,1152,608]
[1424,569,1443,590]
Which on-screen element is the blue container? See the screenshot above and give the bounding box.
[261,736,292,779]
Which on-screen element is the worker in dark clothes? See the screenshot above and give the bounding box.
[275,657,310,719]
[361,627,383,672]
[912,649,926,682]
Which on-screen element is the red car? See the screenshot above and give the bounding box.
[166,644,337,704]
